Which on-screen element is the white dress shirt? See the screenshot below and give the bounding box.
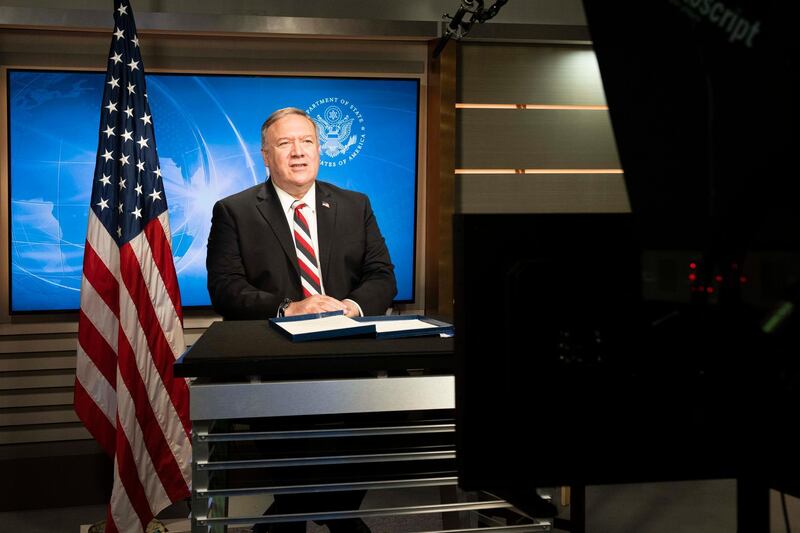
[272,182,325,294]
[271,181,364,316]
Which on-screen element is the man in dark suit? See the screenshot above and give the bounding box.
[207,107,396,321]
[207,107,395,532]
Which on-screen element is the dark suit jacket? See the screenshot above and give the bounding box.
[207,179,397,319]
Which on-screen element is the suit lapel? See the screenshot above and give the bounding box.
[255,180,300,279]
[316,182,336,282]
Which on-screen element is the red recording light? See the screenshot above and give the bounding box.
[689,262,697,270]
[688,273,697,281]
[714,275,723,282]
[739,275,748,284]
[706,287,714,294]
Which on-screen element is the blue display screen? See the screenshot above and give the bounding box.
[7,70,419,312]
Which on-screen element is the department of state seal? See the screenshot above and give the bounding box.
[306,97,366,167]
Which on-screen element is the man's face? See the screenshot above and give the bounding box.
[262,114,320,198]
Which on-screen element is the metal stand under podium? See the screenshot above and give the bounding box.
[175,320,549,532]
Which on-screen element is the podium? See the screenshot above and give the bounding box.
[175,320,548,532]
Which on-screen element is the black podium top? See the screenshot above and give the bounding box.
[174,320,455,379]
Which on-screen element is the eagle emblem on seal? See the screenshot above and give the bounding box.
[314,105,358,158]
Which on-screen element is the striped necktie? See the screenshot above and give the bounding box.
[292,201,322,297]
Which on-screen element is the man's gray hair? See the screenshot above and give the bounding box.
[260,107,319,149]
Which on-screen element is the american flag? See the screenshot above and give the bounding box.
[73,1,192,531]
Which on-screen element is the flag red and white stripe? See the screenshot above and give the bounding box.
[76,213,192,533]
[74,1,191,531]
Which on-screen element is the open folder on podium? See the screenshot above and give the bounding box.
[269,311,454,342]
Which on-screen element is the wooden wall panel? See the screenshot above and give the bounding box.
[457,108,620,169]
[458,43,606,105]
[456,42,628,219]
[0,387,74,409]
[0,29,427,74]
[0,369,75,390]
[1,423,89,444]
[424,41,456,318]
[0,405,79,426]
[457,173,629,214]
[0,353,75,372]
